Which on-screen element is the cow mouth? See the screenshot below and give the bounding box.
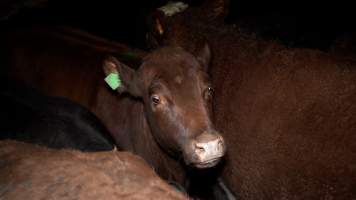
[193,157,222,169]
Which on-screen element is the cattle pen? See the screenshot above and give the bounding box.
[1,0,356,200]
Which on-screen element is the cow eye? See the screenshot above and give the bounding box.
[151,94,161,105]
[204,87,214,99]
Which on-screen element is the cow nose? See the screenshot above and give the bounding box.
[193,133,225,165]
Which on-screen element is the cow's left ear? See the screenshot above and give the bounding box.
[103,56,141,97]
[195,43,211,72]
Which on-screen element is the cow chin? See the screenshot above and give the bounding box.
[192,157,223,169]
[182,133,226,169]
[183,148,224,169]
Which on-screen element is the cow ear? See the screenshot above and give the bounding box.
[195,43,211,72]
[146,11,166,49]
[202,0,229,22]
[103,56,141,97]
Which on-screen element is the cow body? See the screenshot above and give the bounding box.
[149,3,356,199]
[0,140,188,200]
[0,81,115,151]
[0,28,185,183]
[1,27,226,189]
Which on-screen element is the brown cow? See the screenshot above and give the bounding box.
[0,27,226,189]
[148,1,356,199]
[329,32,356,60]
[0,140,188,200]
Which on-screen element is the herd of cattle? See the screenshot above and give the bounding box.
[1,1,356,199]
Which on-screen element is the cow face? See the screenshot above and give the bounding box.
[103,45,225,168]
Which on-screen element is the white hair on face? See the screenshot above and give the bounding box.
[174,75,183,84]
[158,2,188,17]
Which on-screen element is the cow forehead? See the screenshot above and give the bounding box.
[140,47,202,85]
[143,47,200,70]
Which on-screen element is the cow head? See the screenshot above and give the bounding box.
[146,0,228,50]
[103,44,225,168]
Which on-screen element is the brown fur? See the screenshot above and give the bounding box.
[149,4,356,199]
[0,27,225,189]
[0,140,188,200]
[0,28,184,183]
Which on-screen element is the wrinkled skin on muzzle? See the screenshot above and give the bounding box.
[182,131,226,168]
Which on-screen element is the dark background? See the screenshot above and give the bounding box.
[1,0,355,50]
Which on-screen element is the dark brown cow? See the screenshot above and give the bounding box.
[148,1,356,199]
[0,27,226,188]
[0,140,188,200]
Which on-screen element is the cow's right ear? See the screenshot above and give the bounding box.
[102,56,141,97]
[146,11,166,49]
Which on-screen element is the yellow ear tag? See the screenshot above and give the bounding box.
[104,73,121,90]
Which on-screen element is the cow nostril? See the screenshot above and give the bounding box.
[195,145,205,155]
[217,140,224,151]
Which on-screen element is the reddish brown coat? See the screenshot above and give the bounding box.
[149,3,356,199]
[1,27,226,188]
[0,140,188,200]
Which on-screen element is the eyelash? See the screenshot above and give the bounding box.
[151,94,160,105]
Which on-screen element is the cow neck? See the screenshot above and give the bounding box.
[93,87,186,185]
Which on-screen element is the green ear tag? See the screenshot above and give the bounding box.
[104,73,121,90]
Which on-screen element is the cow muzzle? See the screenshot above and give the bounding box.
[184,132,226,168]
